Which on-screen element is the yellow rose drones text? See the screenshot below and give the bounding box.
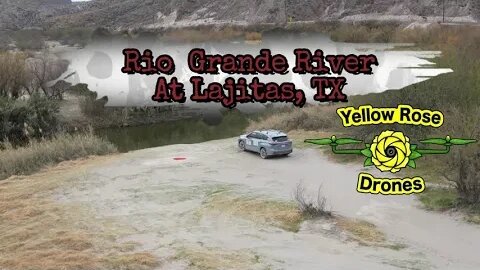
[357,173,425,195]
[337,105,443,128]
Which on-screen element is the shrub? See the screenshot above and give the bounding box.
[418,188,459,211]
[247,105,339,132]
[68,83,108,118]
[0,95,59,145]
[162,26,244,43]
[293,183,332,218]
[445,148,480,204]
[0,131,117,180]
[245,32,262,41]
[79,96,108,117]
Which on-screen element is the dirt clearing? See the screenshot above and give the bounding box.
[3,139,480,269]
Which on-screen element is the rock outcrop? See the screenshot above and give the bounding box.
[0,0,478,30]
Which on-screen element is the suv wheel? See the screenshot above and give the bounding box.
[238,140,246,150]
[260,148,268,159]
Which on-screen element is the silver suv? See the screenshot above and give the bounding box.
[238,130,293,159]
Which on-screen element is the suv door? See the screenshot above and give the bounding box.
[245,133,256,151]
[248,132,263,153]
[258,134,269,149]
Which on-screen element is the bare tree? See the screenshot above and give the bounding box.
[25,54,50,97]
[24,52,69,99]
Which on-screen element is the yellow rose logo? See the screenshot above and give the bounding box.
[370,130,411,173]
[304,129,476,175]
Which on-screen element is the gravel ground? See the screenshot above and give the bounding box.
[54,138,480,270]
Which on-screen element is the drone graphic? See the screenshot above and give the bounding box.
[305,130,477,173]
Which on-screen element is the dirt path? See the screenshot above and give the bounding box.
[53,139,480,270]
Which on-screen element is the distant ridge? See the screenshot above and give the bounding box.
[1,0,478,30]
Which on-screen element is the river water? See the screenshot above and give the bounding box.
[95,111,248,152]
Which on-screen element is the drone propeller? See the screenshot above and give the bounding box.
[335,138,363,145]
[304,138,332,145]
[420,136,477,146]
[304,136,363,146]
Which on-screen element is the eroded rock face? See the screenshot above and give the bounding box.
[0,0,478,30]
[286,0,477,22]
[39,0,71,5]
[0,0,71,30]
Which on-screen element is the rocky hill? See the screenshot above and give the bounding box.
[0,0,72,30]
[1,0,479,30]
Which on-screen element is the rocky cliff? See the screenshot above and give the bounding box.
[0,0,72,30]
[1,0,478,30]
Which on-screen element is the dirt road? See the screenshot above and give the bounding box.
[54,139,480,270]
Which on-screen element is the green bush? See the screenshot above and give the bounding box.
[79,96,108,118]
[444,147,480,204]
[418,188,458,211]
[0,95,59,145]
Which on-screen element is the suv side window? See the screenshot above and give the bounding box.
[248,133,268,140]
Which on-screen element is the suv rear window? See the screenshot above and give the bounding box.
[272,136,288,142]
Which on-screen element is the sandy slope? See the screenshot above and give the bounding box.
[50,139,480,270]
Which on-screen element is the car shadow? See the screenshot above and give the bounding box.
[239,149,291,159]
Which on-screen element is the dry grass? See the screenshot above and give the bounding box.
[286,129,335,148]
[105,252,158,270]
[465,214,480,225]
[0,157,159,270]
[201,191,304,232]
[0,131,117,180]
[245,31,262,41]
[333,216,407,249]
[199,188,395,249]
[175,246,261,270]
[336,217,386,245]
[247,104,340,133]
